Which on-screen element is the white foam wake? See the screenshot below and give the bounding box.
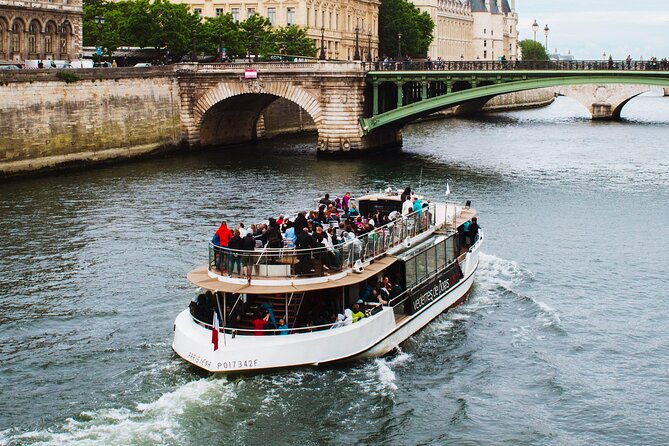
[2,378,233,446]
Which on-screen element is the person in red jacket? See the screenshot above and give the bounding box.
[214,221,233,272]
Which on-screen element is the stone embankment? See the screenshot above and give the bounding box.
[0,67,181,177]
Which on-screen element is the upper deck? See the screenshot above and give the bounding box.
[189,193,476,293]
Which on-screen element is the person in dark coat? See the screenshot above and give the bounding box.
[296,228,318,275]
[294,211,308,235]
[241,231,256,276]
[468,216,480,246]
[227,229,243,275]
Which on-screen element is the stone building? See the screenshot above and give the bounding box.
[172,0,380,61]
[0,0,83,63]
[413,0,518,60]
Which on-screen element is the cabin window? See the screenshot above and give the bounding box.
[436,240,446,270]
[404,258,417,289]
[427,245,437,273]
[416,252,428,282]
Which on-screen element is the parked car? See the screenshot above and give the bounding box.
[134,62,152,67]
[0,64,22,70]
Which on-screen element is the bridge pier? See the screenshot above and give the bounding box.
[556,84,653,120]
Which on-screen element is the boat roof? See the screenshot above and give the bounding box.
[187,255,398,294]
[357,191,426,203]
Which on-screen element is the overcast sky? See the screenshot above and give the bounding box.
[517,0,668,60]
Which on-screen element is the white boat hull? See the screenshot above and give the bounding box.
[172,241,481,373]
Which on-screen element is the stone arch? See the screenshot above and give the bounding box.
[555,84,652,120]
[191,80,323,147]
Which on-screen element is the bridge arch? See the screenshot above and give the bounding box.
[192,81,323,147]
[361,73,669,134]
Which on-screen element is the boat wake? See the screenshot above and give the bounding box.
[0,377,232,446]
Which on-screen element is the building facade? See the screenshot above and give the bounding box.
[0,0,83,63]
[412,0,518,60]
[174,0,380,61]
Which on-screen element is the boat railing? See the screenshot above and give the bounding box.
[208,205,436,279]
[191,304,385,335]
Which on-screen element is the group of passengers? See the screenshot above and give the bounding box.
[211,188,429,276]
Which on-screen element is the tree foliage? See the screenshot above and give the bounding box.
[378,0,434,59]
[519,39,549,61]
[82,0,317,61]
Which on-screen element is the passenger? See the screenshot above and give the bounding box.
[260,303,277,329]
[412,197,423,217]
[334,197,342,211]
[237,223,247,237]
[343,308,354,326]
[294,211,308,234]
[468,216,480,246]
[342,192,351,214]
[214,221,233,271]
[319,193,332,207]
[276,214,285,226]
[348,204,360,217]
[252,310,269,336]
[296,227,318,274]
[402,195,413,216]
[227,229,243,275]
[277,317,289,335]
[400,187,412,203]
[263,218,283,248]
[351,303,365,323]
[330,313,346,329]
[283,220,297,247]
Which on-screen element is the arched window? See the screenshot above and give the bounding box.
[0,22,4,53]
[28,23,37,54]
[44,23,54,54]
[60,22,70,56]
[11,22,21,53]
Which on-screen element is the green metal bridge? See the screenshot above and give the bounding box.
[359,63,669,135]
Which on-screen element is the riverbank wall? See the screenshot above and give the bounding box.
[0,68,181,177]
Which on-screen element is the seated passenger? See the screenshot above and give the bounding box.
[283,221,297,247]
[252,310,269,336]
[343,309,354,326]
[277,317,289,335]
[351,303,365,323]
[348,204,360,217]
[330,313,346,329]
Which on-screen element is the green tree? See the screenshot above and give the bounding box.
[200,13,241,59]
[83,0,129,58]
[273,26,317,58]
[379,0,434,59]
[519,39,549,60]
[239,14,275,61]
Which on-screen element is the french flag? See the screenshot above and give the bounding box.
[212,312,220,351]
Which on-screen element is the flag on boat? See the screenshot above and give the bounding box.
[445,182,451,197]
[212,312,219,351]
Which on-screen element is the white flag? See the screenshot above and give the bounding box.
[445,182,451,197]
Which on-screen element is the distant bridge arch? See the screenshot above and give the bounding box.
[360,71,669,134]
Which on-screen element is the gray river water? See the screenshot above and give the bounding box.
[1,93,668,445]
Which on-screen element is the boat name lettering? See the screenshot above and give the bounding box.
[187,352,212,368]
[218,359,259,369]
[413,280,451,312]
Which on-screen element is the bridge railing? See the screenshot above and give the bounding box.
[368,59,669,72]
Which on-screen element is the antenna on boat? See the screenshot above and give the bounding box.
[418,168,423,194]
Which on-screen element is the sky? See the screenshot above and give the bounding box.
[517,0,668,60]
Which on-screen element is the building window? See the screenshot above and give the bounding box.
[267,7,276,26]
[193,8,202,15]
[287,7,295,26]
[484,50,487,58]
[215,8,224,16]
[307,8,310,26]
[231,8,239,21]
[247,8,255,18]
[484,28,486,34]
[329,12,332,29]
[336,14,339,31]
[11,23,21,53]
[484,40,487,47]
[45,24,54,54]
[28,24,36,54]
[321,11,325,28]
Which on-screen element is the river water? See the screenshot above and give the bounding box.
[1,93,668,445]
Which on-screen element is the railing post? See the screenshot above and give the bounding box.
[372,80,379,116]
[421,79,427,100]
[396,81,404,108]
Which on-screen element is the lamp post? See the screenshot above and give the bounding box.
[396,32,402,60]
[319,26,326,60]
[353,26,361,61]
[94,15,105,65]
[366,29,372,62]
[531,19,539,42]
[544,24,550,50]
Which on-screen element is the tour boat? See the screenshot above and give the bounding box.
[172,190,482,372]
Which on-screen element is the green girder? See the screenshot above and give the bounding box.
[359,70,669,135]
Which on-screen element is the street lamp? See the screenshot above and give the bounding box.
[543,24,550,50]
[353,26,361,61]
[531,19,539,42]
[397,32,402,60]
[366,29,372,62]
[319,26,326,60]
[94,16,105,65]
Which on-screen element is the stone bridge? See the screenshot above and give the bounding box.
[2,61,669,176]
